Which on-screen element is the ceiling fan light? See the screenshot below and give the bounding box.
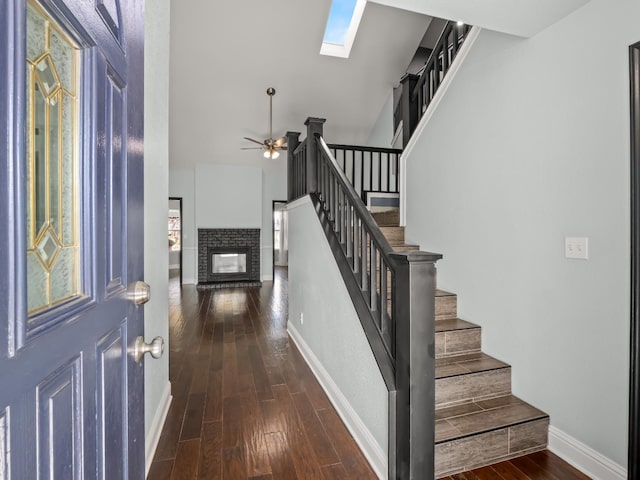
[263,148,280,159]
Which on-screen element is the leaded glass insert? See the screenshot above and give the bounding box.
[26,0,81,314]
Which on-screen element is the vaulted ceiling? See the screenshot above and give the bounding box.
[168,0,592,168]
[169,0,430,168]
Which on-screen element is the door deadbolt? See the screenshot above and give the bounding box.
[128,281,151,305]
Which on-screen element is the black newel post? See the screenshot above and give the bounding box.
[304,117,326,194]
[400,73,419,148]
[286,131,300,202]
[390,250,442,480]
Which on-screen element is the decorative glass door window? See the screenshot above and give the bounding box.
[26,0,81,314]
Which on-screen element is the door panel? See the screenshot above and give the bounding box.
[37,357,83,480]
[0,0,145,478]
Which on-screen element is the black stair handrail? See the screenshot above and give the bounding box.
[397,21,472,147]
[317,134,399,364]
[412,21,472,119]
[287,120,441,479]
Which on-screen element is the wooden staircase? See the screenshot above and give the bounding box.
[372,209,549,478]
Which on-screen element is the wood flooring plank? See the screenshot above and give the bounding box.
[320,464,350,480]
[181,393,205,441]
[203,370,223,423]
[147,459,173,480]
[316,408,377,479]
[197,422,222,480]
[529,451,591,480]
[511,455,563,480]
[472,465,506,479]
[222,446,248,480]
[490,461,533,480]
[264,432,298,480]
[222,395,244,449]
[241,393,272,477]
[248,345,274,401]
[171,439,201,480]
[291,392,340,467]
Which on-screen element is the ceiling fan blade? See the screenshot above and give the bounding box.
[275,146,288,151]
[240,147,265,150]
[273,136,287,147]
[243,137,266,146]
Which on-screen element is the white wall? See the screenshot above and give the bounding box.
[261,158,288,280]
[168,169,196,283]
[195,164,262,228]
[287,196,388,477]
[404,0,635,470]
[170,161,287,283]
[143,0,171,468]
[366,92,395,148]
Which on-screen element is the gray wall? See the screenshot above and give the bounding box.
[169,162,287,283]
[288,197,388,460]
[366,92,394,148]
[143,0,170,444]
[403,0,636,468]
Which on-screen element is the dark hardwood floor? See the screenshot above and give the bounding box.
[148,268,377,479]
[149,268,591,480]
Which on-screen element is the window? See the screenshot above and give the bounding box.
[168,209,181,252]
[26,0,81,314]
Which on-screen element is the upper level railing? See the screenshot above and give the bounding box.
[287,119,441,479]
[396,21,472,147]
[325,144,401,203]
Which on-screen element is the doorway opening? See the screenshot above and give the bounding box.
[169,197,183,285]
[273,201,288,280]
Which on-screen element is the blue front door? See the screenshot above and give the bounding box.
[0,0,145,477]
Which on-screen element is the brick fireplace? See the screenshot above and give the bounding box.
[197,228,261,287]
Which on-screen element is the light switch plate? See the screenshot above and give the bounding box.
[565,237,588,259]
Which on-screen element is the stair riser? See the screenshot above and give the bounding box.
[436,328,481,358]
[436,368,511,408]
[435,418,549,478]
[371,209,400,226]
[380,226,405,243]
[435,295,457,321]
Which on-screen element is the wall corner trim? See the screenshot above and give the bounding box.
[399,26,481,227]
[145,381,172,476]
[287,322,387,479]
[548,425,627,480]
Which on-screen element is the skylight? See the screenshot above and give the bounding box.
[320,0,366,58]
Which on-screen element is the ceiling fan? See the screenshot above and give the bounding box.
[242,87,287,159]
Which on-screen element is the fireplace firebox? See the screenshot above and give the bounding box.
[198,228,260,287]
[208,247,251,281]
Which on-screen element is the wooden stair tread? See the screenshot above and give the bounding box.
[435,289,456,297]
[436,352,509,379]
[435,395,548,444]
[435,318,479,332]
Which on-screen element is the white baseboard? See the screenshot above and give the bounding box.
[169,264,180,270]
[182,277,196,285]
[262,274,273,281]
[287,323,387,479]
[145,381,172,477]
[548,425,626,480]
